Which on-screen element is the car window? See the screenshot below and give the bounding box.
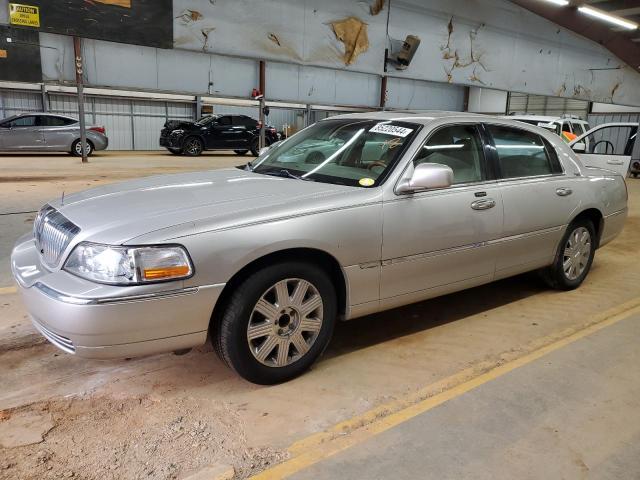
[570,122,585,136]
[582,125,638,156]
[7,116,37,127]
[413,125,485,184]
[233,116,257,128]
[217,116,232,126]
[41,116,75,127]
[487,125,554,178]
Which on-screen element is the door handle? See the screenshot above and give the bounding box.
[607,159,624,165]
[471,198,496,210]
[556,187,573,197]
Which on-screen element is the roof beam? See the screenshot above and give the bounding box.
[511,0,640,70]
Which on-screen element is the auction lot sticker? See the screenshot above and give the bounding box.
[369,123,413,137]
[9,3,40,28]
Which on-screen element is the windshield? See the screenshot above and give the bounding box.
[252,119,420,187]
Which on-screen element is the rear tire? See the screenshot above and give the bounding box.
[213,261,337,384]
[71,139,94,157]
[183,137,204,156]
[234,150,249,156]
[541,219,596,290]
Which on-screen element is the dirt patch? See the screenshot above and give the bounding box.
[0,396,287,480]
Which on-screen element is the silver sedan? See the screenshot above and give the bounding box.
[0,113,108,156]
[11,112,629,384]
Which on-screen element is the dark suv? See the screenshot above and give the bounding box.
[159,114,277,156]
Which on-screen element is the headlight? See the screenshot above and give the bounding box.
[171,129,185,135]
[64,243,193,285]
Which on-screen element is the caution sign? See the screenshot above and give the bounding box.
[8,3,40,28]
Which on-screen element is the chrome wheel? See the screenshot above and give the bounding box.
[247,278,323,367]
[563,226,591,280]
[184,138,203,155]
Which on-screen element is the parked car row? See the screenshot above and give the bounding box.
[0,113,108,156]
[159,114,279,156]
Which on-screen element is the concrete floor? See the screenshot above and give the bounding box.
[1,152,640,479]
[289,311,640,480]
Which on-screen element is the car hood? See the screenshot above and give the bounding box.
[49,168,373,245]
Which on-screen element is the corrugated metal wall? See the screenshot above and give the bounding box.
[0,89,43,118]
[507,92,589,119]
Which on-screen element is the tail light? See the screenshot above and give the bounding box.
[89,126,106,135]
[257,121,263,129]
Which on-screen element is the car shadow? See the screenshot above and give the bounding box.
[325,272,546,360]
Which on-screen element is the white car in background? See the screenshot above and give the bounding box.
[509,115,590,142]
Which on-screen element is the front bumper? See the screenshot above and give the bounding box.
[11,235,223,359]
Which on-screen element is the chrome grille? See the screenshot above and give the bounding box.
[34,205,80,267]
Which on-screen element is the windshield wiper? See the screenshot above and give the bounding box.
[245,161,254,171]
[261,169,310,181]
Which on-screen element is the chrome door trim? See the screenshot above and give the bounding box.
[485,225,564,246]
[380,224,565,267]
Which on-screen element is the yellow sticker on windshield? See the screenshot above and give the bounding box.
[359,178,375,187]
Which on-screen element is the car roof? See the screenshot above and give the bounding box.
[4,112,78,121]
[508,114,587,123]
[329,110,494,126]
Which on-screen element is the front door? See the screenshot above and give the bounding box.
[0,115,45,150]
[569,123,639,177]
[381,123,503,307]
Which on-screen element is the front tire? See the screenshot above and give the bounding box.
[250,138,259,157]
[213,261,337,384]
[71,139,94,157]
[183,137,204,156]
[542,219,596,290]
[234,149,249,156]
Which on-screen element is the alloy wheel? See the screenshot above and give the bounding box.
[247,278,323,367]
[563,226,591,280]
[185,138,202,155]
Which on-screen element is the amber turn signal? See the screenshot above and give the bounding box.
[143,265,191,280]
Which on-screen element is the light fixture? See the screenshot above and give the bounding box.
[539,0,569,6]
[578,5,638,30]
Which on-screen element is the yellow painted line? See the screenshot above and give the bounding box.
[251,297,640,479]
[0,286,17,295]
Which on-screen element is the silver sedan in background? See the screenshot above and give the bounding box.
[11,112,629,384]
[0,113,108,156]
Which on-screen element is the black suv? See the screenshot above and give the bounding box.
[159,114,278,156]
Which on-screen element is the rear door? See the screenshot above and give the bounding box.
[486,123,578,278]
[40,115,78,150]
[569,122,639,176]
[0,115,45,150]
[231,115,257,148]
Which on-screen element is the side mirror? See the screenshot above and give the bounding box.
[572,142,586,153]
[397,163,453,194]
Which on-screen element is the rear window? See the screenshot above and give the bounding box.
[488,125,554,179]
[41,116,75,127]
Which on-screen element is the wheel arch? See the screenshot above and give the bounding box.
[570,208,604,248]
[209,247,348,330]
